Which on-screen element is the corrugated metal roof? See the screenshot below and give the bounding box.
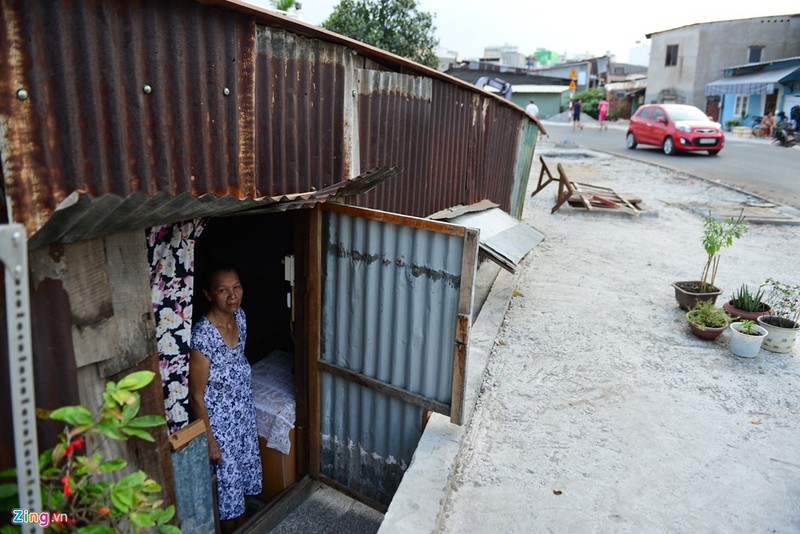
[28,167,398,249]
[509,85,572,93]
[1,0,258,238]
[1,0,540,247]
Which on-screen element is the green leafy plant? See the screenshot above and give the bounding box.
[0,371,179,533]
[729,284,769,313]
[572,87,608,118]
[699,212,748,293]
[322,0,440,68]
[739,319,760,335]
[724,118,740,130]
[760,278,800,327]
[686,299,730,330]
[271,0,296,10]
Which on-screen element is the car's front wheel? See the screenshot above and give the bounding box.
[708,150,720,156]
[663,137,676,155]
[626,132,637,149]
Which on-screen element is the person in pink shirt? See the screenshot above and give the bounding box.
[598,96,610,131]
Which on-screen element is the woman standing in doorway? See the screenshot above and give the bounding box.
[189,266,262,533]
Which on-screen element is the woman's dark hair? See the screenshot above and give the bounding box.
[201,263,240,292]
[193,263,240,322]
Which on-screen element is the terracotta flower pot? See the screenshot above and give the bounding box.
[722,300,772,322]
[672,281,723,311]
[687,321,727,340]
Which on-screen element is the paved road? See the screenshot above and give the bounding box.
[541,121,800,209]
[381,139,800,534]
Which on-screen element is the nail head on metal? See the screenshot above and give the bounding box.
[16,89,28,101]
[224,87,230,96]
[143,84,152,94]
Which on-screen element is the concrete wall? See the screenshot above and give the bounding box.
[645,15,800,109]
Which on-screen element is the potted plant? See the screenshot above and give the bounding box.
[673,212,748,310]
[729,319,768,358]
[756,278,800,353]
[686,299,731,340]
[722,283,772,321]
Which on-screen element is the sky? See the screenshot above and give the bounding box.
[242,1,799,63]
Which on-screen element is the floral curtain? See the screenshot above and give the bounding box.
[147,219,205,434]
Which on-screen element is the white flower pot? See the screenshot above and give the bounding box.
[729,322,767,358]
[756,316,800,354]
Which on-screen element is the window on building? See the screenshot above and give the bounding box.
[748,46,763,63]
[733,95,749,117]
[665,45,678,67]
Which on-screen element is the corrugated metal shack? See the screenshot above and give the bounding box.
[0,0,541,528]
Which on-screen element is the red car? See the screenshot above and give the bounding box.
[626,104,725,156]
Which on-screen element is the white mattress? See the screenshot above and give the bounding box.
[251,350,296,455]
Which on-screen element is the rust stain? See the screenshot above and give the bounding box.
[1,0,533,248]
[48,243,65,263]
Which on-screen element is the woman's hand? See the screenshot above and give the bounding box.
[189,349,222,465]
[208,436,222,464]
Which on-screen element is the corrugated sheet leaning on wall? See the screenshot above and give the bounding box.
[0,0,540,247]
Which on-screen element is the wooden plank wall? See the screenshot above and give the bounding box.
[28,230,175,511]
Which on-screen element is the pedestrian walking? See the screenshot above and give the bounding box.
[598,96,610,131]
[572,99,583,130]
[525,99,539,119]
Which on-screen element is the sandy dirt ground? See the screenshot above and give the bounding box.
[436,139,800,533]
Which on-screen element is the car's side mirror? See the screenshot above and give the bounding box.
[656,117,667,124]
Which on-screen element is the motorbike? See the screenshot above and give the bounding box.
[773,119,798,148]
[750,115,765,137]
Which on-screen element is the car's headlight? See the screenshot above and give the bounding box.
[677,125,692,133]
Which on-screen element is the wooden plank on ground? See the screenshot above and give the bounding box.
[551,163,577,214]
[530,156,557,198]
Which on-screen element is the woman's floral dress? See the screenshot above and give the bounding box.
[190,308,262,520]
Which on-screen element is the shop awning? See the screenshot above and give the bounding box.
[705,65,800,96]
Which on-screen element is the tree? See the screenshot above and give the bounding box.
[322,0,439,69]
[271,0,295,10]
[573,87,607,119]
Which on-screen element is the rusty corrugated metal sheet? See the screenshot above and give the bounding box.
[0,0,257,240]
[1,0,538,248]
[510,120,540,218]
[254,26,353,194]
[27,167,398,249]
[355,76,528,218]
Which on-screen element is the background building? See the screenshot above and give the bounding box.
[483,45,528,68]
[644,13,800,117]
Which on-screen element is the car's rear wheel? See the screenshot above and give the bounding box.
[626,132,637,149]
[663,137,676,155]
[708,150,720,156]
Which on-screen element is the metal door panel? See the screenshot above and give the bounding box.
[317,203,477,505]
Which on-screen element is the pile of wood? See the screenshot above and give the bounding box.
[531,157,642,216]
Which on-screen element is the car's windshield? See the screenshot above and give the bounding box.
[668,107,710,121]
